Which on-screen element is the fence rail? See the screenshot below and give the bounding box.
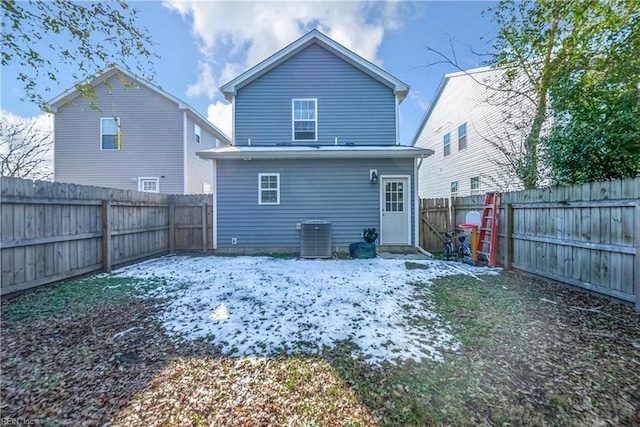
[1,177,212,295]
[420,177,640,310]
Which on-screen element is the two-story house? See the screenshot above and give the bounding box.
[412,66,525,199]
[46,66,230,194]
[197,30,433,254]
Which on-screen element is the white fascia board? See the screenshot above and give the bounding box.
[220,29,409,102]
[410,66,504,147]
[185,109,231,146]
[410,76,450,147]
[44,65,231,145]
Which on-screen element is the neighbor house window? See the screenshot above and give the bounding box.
[450,181,458,196]
[443,133,451,157]
[138,177,159,193]
[101,117,120,150]
[203,183,212,193]
[195,124,201,144]
[458,122,467,150]
[215,138,220,147]
[470,176,480,195]
[292,99,317,141]
[258,173,280,205]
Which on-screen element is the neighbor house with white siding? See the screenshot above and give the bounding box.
[46,66,230,194]
[197,30,433,254]
[412,66,525,199]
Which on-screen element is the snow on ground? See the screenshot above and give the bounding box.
[115,255,499,365]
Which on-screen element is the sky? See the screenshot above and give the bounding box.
[1,1,497,145]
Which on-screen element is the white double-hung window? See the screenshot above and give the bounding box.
[258,173,280,205]
[195,124,201,144]
[101,117,120,150]
[292,99,317,141]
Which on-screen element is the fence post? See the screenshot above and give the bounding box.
[102,200,112,273]
[169,204,175,253]
[635,201,639,312]
[450,198,456,231]
[202,202,207,253]
[505,203,514,270]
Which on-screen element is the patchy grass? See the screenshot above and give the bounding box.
[2,270,639,426]
[2,276,164,321]
[322,272,640,426]
[404,261,428,270]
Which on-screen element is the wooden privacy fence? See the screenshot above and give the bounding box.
[420,177,640,310]
[1,177,213,296]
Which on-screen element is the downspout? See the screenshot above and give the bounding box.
[212,159,218,249]
[231,96,236,146]
[183,111,188,194]
[394,93,400,145]
[415,154,432,257]
[52,113,56,181]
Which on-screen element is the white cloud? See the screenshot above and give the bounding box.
[165,0,409,99]
[207,101,232,138]
[409,90,429,111]
[186,62,218,99]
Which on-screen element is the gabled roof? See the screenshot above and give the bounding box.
[197,145,433,160]
[45,65,231,144]
[220,29,410,102]
[410,66,496,146]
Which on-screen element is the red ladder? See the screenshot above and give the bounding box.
[477,192,501,267]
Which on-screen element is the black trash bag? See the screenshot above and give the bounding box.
[349,242,376,259]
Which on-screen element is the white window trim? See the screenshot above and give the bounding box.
[195,124,201,144]
[458,122,467,150]
[470,176,481,195]
[378,175,412,246]
[291,98,318,142]
[258,173,280,205]
[138,177,160,193]
[443,132,451,157]
[100,117,120,150]
[450,180,459,196]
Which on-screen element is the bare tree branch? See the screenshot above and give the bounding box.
[0,114,53,180]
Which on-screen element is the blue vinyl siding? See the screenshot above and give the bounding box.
[216,158,414,248]
[234,43,396,146]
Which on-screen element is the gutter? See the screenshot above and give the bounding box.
[196,148,435,161]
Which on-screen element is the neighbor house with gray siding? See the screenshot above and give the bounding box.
[46,66,230,194]
[197,30,433,254]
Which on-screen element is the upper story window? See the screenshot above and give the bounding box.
[292,99,317,141]
[443,132,451,157]
[215,138,220,147]
[195,124,201,144]
[470,176,480,195]
[258,173,280,205]
[101,117,120,150]
[458,122,467,150]
[450,181,458,196]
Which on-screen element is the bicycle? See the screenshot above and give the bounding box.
[441,230,473,261]
[441,231,455,260]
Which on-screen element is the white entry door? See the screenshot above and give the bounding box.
[380,177,410,245]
